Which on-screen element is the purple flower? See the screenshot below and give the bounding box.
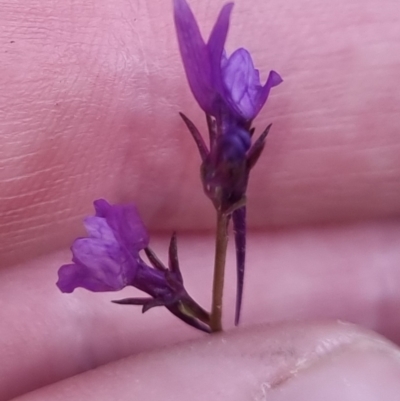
[173,0,282,122]
[57,200,210,332]
[57,199,148,293]
[174,0,282,325]
[174,0,281,212]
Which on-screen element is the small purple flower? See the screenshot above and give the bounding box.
[174,0,281,211]
[57,199,210,332]
[174,0,282,324]
[173,0,282,123]
[57,199,148,293]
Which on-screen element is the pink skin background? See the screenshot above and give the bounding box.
[1,0,400,400]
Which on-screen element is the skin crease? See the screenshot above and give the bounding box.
[0,0,400,400]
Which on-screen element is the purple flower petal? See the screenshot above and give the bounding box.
[221,48,282,120]
[93,199,149,253]
[222,48,261,119]
[57,200,148,293]
[256,70,283,115]
[207,3,234,96]
[57,235,137,293]
[83,216,116,241]
[57,255,128,293]
[57,263,106,293]
[173,0,214,114]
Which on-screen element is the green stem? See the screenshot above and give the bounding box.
[210,211,229,332]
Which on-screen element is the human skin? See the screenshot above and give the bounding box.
[1,0,400,400]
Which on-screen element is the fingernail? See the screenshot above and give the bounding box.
[265,337,400,401]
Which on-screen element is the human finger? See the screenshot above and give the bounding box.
[1,220,399,399]
[12,322,400,401]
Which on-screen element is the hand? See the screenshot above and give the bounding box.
[1,0,400,400]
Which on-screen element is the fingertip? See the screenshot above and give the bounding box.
[13,322,400,401]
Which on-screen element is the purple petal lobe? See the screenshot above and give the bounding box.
[57,258,127,293]
[93,199,149,252]
[257,70,283,113]
[173,0,214,113]
[207,3,234,95]
[83,216,116,241]
[267,69,283,87]
[222,48,262,120]
[222,49,283,120]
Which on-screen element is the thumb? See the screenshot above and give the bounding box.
[14,321,400,401]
